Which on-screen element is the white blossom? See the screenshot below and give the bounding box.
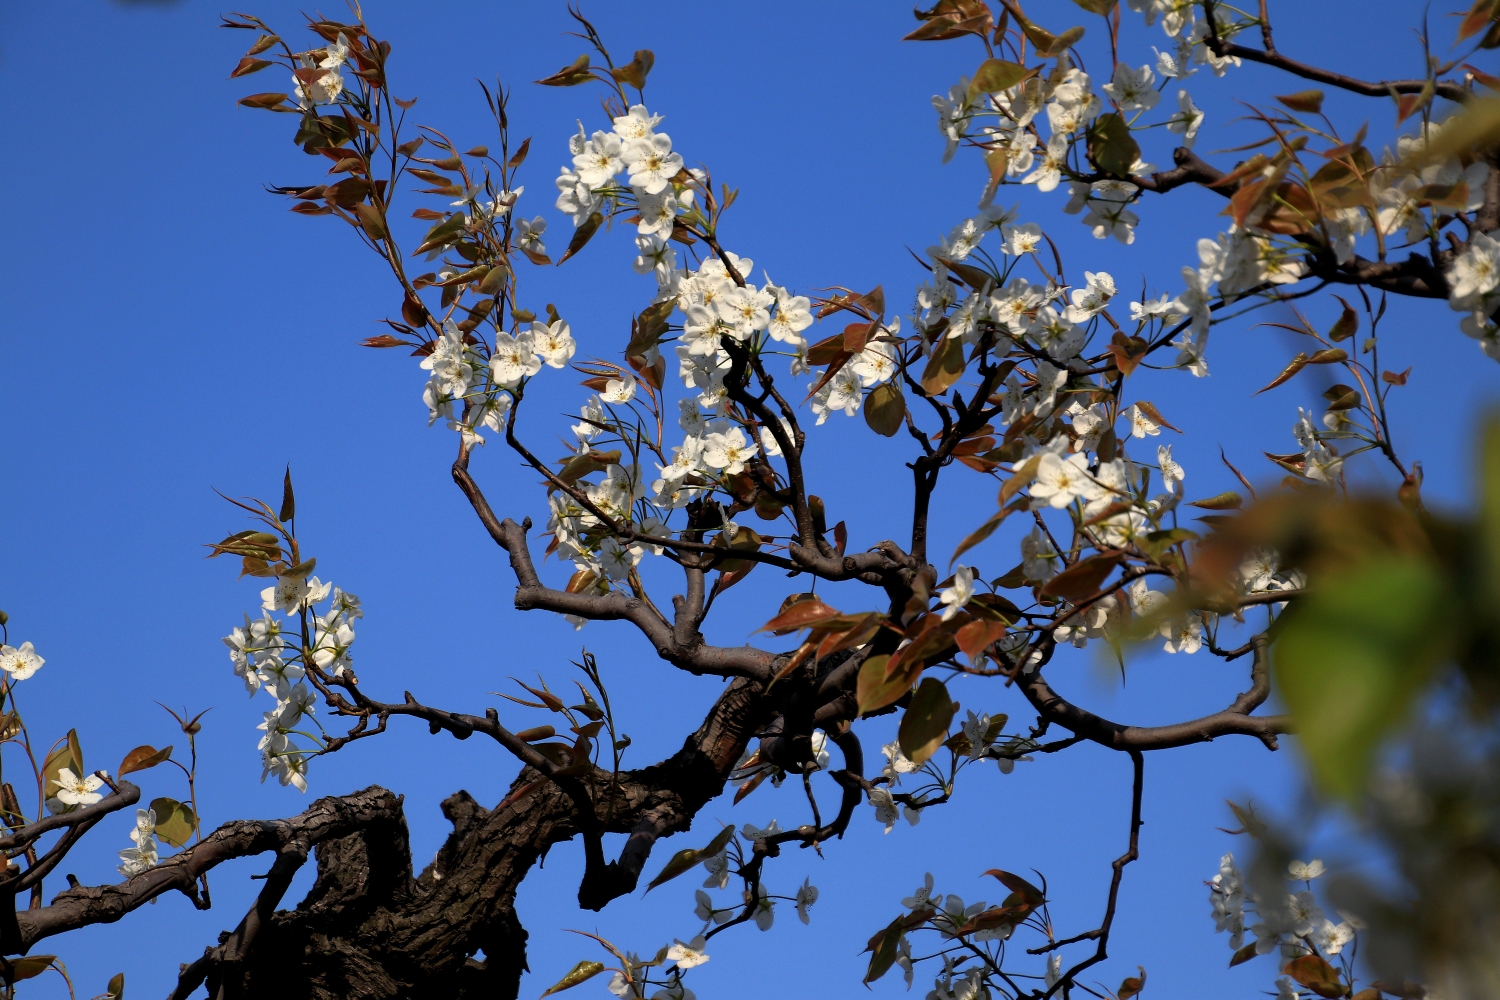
[0,642,43,681]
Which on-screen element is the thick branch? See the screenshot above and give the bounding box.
[451,456,777,681]
[17,785,403,951]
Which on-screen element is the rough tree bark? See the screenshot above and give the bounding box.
[50,675,770,1000]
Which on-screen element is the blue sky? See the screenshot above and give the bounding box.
[1,1,1496,997]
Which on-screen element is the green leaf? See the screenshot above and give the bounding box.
[899,678,959,765]
[864,382,906,437]
[1188,491,1243,511]
[1091,113,1140,176]
[1482,414,1500,605]
[2,955,56,983]
[149,797,199,848]
[857,655,915,715]
[921,334,966,396]
[1275,89,1326,114]
[107,971,125,999]
[280,466,296,522]
[645,823,735,891]
[43,733,80,810]
[1071,0,1117,12]
[118,745,172,776]
[1273,555,1449,800]
[540,961,606,997]
[968,59,1037,98]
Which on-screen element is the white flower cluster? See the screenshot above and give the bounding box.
[292,32,349,109]
[421,315,576,448]
[1292,408,1345,483]
[932,23,1214,245]
[558,105,687,230]
[1209,853,1357,969]
[117,807,158,877]
[223,578,362,792]
[691,828,817,935]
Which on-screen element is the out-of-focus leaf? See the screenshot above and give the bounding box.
[1328,297,1359,341]
[1255,353,1309,394]
[968,59,1038,97]
[1406,97,1500,165]
[1460,0,1500,41]
[1276,90,1325,114]
[1188,492,1243,511]
[1107,332,1149,376]
[899,678,959,764]
[1274,555,1449,800]
[1284,955,1344,998]
[107,971,124,998]
[1040,554,1122,602]
[1482,415,1500,604]
[1228,942,1259,967]
[1090,113,1140,176]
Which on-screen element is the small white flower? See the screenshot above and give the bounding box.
[1166,89,1204,147]
[1103,62,1160,111]
[55,767,104,807]
[1287,858,1326,881]
[665,936,710,969]
[795,878,819,924]
[938,566,975,621]
[601,376,638,404]
[530,320,576,369]
[0,642,43,681]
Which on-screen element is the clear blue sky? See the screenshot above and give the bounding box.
[1,2,1495,997]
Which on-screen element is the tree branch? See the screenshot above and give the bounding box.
[18,785,404,952]
[1016,636,1288,751]
[1202,0,1469,103]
